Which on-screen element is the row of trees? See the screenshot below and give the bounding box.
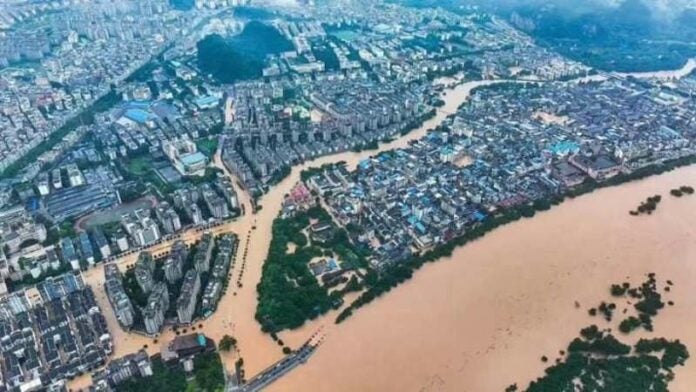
[335,197,564,324]
[255,208,336,332]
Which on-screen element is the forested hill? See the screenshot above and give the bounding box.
[197,21,293,83]
[506,0,696,72]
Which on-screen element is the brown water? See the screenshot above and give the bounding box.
[71,72,696,391]
[618,58,696,80]
[70,78,496,389]
[271,165,696,392]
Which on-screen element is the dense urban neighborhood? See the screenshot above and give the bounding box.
[311,76,696,268]
[0,0,695,391]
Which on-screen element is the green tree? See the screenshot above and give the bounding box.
[219,335,237,352]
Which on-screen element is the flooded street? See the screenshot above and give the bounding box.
[70,77,497,389]
[70,59,696,391]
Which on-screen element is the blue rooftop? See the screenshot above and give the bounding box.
[26,197,39,212]
[181,152,207,166]
[64,274,80,293]
[195,96,220,107]
[350,188,365,197]
[129,100,152,108]
[327,259,339,270]
[549,141,579,155]
[124,108,153,124]
[472,211,487,222]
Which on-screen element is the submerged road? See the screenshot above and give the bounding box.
[233,334,322,392]
[69,60,696,390]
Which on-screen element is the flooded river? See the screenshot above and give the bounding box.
[72,60,696,391]
[618,58,696,80]
[267,63,696,391]
[271,164,696,392]
[71,76,500,389]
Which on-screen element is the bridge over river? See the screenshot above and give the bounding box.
[228,332,324,392]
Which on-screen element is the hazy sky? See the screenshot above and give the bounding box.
[588,0,694,15]
[648,0,696,15]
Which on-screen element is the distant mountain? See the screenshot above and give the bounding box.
[466,0,695,18]
[509,0,652,41]
[504,0,696,72]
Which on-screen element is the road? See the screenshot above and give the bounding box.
[229,332,324,392]
[70,65,696,390]
[69,77,539,390]
[70,144,259,389]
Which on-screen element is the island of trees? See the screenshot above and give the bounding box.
[629,194,661,216]
[508,274,689,391]
[670,185,695,198]
[255,205,368,332]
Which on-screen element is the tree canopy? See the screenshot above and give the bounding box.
[197,22,293,84]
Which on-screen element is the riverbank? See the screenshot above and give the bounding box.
[263,62,696,390]
[68,75,495,390]
[70,57,696,390]
[271,162,696,392]
[617,58,696,80]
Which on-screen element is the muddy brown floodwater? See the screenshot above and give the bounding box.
[617,58,696,80]
[69,76,501,390]
[268,62,696,392]
[272,164,696,392]
[70,61,696,391]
